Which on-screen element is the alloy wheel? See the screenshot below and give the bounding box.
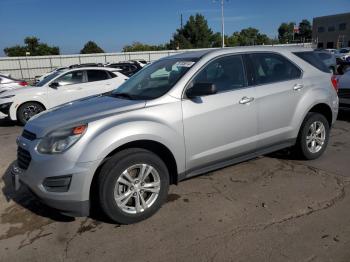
[114,164,161,214]
[306,121,326,154]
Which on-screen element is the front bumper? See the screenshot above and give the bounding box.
[0,102,12,115]
[12,135,102,217]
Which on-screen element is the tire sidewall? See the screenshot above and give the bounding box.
[299,113,330,160]
[17,102,44,125]
[99,149,170,224]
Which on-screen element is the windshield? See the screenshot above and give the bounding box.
[111,58,198,100]
[36,71,61,87]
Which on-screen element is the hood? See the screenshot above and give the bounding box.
[25,94,146,137]
[0,85,41,97]
[0,85,27,93]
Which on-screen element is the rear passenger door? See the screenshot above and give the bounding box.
[84,69,115,96]
[246,52,303,148]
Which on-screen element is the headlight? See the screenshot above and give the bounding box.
[0,95,15,99]
[37,124,87,154]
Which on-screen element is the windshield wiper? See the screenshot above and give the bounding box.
[110,92,135,100]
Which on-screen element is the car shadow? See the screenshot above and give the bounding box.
[338,108,350,122]
[1,162,74,222]
[0,117,18,127]
[1,162,114,224]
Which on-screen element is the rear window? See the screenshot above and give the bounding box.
[87,70,110,82]
[293,51,331,73]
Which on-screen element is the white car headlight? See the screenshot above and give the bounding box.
[37,124,87,154]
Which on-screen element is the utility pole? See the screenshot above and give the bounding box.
[221,0,225,48]
[180,13,183,30]
[214,0,226,48]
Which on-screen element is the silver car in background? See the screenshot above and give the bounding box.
[13,47,339,224]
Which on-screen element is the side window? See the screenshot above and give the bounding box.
[191,55,246,93]
[87,70,110,82]
[250,53,302,85]
[56,71,84,86]
[107,71,117,78]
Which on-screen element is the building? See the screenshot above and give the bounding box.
[313,12,350,49]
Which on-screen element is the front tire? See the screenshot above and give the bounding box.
[98,149,170,224]
[17,102,45,125]
[295,112,330,160]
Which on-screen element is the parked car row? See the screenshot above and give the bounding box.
[0,67,128,124]
[34,60,148,84]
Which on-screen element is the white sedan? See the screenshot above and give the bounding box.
[0,67,128,125]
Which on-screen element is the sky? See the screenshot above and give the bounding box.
[1,0,350,56]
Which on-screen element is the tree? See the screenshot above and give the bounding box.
[298,19,312,41]
[4,36,59,57]
[226,27,272,47]
[80,41,104,54]
[122,42,166,52]
[278,22,295,44]
[168,14,216,49]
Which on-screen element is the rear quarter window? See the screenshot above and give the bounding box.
[293,51,331,73]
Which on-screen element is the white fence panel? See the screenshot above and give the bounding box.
[0,44,312,80]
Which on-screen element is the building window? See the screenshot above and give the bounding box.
[348,41,350,47]
[317,42,324,48]
[328,26,335,32]
[327,42,334,49]
[318,26,325,33]
[339,23,347,31]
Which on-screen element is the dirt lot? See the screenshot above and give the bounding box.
[0,111,350,262]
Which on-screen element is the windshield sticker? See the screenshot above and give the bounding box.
[174,61,195,68]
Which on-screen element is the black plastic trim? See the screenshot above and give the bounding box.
[178,139,296,182]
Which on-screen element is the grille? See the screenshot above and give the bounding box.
[17,147,31,170]
[22,130,37,141]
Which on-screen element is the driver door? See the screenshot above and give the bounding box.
[182,54,258,171]
[47,70,86,107]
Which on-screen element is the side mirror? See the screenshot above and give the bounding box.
[186,83,217,98]
[49,82,59,89]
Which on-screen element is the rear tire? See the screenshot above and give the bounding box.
[98,148,170,224]
[17,102,45,125]
[295,112,330,160]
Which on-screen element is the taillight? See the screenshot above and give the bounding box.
[331,75,339,92]
[18,81,28,86]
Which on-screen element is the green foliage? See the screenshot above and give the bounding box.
[278,22,296,44]
[4,36,59,57]
[227,27,272,46]
[278,19,312,43]
[122,42,167,52]
[298,19,312,41]
[80,41,104,54]
[168,14,217,49]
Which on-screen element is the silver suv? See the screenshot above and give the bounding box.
[12,47,339,224]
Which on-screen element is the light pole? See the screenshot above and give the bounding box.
[214,0,226,48]
[220,0,225,48]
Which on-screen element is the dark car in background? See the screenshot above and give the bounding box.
[107,61,143,77]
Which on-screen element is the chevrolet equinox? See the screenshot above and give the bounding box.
[12,47,339,224]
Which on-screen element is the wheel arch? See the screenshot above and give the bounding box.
[89,139,179,207]
[11,100,47,121]
[307,103,333,127]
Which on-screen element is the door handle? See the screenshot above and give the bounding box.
[293,84,304,91]
[239,96,254,104]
